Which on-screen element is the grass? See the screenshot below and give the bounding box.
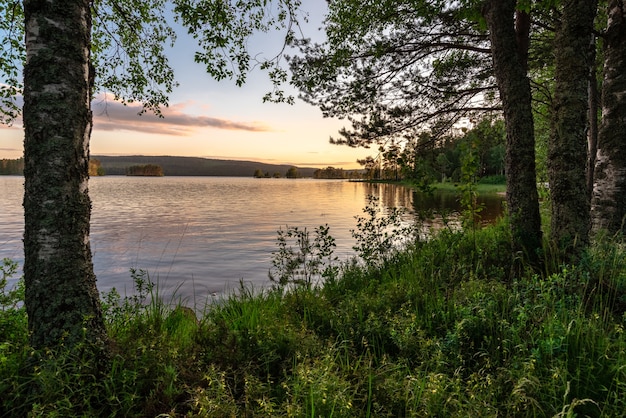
[428,181,506,194]
[1,220,626,416]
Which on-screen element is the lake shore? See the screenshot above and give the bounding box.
[351,178,507,194]
[2,220,625,415]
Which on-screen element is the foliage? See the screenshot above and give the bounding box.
[285,166,299,178]
[0,1,23,124]
[457,136,485,230]
[269,224,338,288]
[90,0,178,114]
[2,223,626,415]
[289,0,496,148]
[0,259,26,371]
[174,0,303,102]
[88,159,105,177]
[1,0,177,119]
[355,116,506,186]
[313,166,346,179]
[100,268,155,331]
[0,158,23,175]
[0,259,27,415]
[352,195,417,267]
[0,259,22,311]
[2,0,305,119]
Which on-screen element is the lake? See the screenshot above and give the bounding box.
[0,176,504,305]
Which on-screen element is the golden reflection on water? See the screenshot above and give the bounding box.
[0,177,504,302]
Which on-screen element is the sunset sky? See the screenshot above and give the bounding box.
[0,1,371,169]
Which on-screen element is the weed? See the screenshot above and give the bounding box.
[0,258,22,311]
[269,224,338,289]
[352,195,418,267]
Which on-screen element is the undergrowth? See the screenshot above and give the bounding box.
[1,216,626,416]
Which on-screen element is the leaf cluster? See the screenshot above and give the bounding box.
[175,0,304,102]
[91,0,178,115]
[269,224,338,289]
[289,0,498,147]
[351,195,418,267]
[1,0,310,121]
[0,1,24,124]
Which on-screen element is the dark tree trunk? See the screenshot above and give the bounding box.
[23,0,108,353]
[592,0,626,235]
[483,0,542,266]
[587,35,599,201]
[548,0,597,259]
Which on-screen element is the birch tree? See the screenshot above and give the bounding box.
[592,0,626,235]
[22,0,107,353]
[18,0,179,354]
[1,0,302,356]
[548,0,597,258]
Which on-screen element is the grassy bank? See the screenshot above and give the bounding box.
[2,220,626,416]
[429,181,506,194]
[350,178,507,195]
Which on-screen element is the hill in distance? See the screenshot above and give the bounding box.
[92,155,321,177]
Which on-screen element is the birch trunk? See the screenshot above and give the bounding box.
[23,0,108,352]
[592,0,626,235]
[548,0,596,258]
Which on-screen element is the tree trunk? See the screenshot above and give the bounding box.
[23,0,108,353]
[548,0,596,258]
[482,0,542,266]
[587,35,599,201]
[591,0,626,235]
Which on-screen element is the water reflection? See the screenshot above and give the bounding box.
[360,181,505,230]
[0,177,504,303]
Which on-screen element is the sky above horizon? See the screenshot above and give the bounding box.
[0,1,371,169]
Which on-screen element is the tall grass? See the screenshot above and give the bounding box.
[1,219,626,416]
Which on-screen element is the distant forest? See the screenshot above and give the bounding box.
[0,156,364,178]
[126,164,164,176]
[92,155,321,177]
[0,158,24,175]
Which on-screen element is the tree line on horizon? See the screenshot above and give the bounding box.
[0,157,23,175]
[253,166,301,178]
[126,164,164,176]
[358,118,506,184]
[253,166,365,179]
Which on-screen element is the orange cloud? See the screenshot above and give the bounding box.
[92,95,272,135]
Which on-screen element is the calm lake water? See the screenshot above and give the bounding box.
[0,176,503,305]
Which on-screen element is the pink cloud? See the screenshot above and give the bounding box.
[2,94,272,135]
[92,95,272,135]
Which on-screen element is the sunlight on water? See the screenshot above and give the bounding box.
[0,176,503,304]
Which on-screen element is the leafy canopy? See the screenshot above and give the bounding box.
[174,0,304,103]
[288,0,498,148]
[0,0,305,122]
[0,1,23,124]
